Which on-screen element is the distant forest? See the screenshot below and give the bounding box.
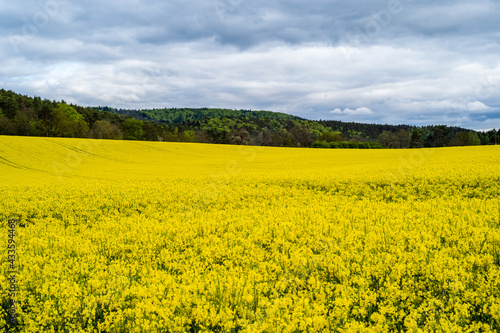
[1,89,498,148]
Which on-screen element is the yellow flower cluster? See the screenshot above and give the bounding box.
[0,136,499,332]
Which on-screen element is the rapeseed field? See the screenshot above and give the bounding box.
[1,136,499,332]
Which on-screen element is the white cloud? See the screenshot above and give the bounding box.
[466,101,489,111]
[330,107,373,115]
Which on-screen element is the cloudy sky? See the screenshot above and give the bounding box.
[1,0,499,130]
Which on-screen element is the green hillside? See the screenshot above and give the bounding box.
[1,89,498,147]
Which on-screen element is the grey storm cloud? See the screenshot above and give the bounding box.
[1,0,499,130]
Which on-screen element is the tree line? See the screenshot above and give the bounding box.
[1,89,498,148]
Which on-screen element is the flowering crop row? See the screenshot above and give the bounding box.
[0,137,499,332]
